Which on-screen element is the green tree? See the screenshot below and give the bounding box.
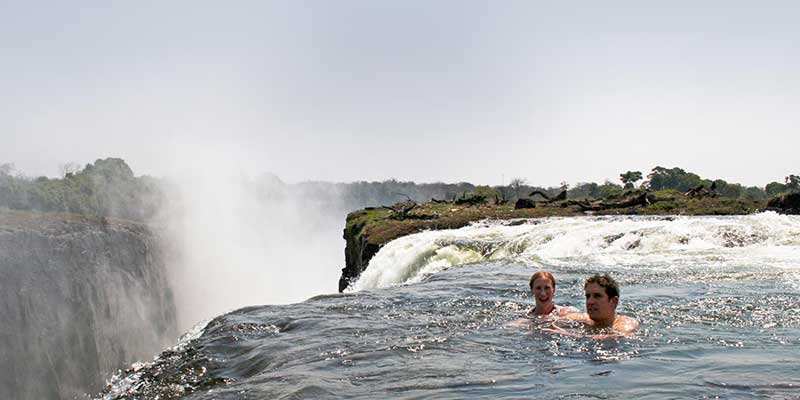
[0,158,165,220]
[766,181,787,196]
[619,171,643,189]
[597,181,624,199]
[786,174,800,193]
[742,186,767,201]
[711,179,743,198]
[474,185,499,199]
[508,178,527,199]
[568,182,599,199]
[0,163,14,176]
[645,166,705,192]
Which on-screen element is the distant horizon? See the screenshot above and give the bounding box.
[1,156,789,190]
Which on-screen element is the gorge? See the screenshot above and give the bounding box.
[0,210,177,399]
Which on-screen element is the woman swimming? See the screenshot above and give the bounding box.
[507,271,578,328]
[527,271,578,317]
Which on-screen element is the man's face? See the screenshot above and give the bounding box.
[531,278,554,306]
[584,283,618,322]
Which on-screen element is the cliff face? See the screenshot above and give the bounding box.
[338,205,488,292]
[338,211,383,292]
[0,210,177,400]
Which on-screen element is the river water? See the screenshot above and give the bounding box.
[100,213,800,399]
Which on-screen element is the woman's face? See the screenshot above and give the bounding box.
[531,278,555,307]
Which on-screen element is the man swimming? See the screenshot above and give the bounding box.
[559,273,639,337]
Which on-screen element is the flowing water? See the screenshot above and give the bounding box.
[100,213,800,399]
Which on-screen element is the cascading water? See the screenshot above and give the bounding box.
[351,212,800,290]
[0,213,177,400]
[100,213,800,399]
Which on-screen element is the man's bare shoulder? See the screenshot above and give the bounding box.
[613,315,639,335]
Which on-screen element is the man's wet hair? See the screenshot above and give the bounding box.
[584,274,620,298]
[529,271,556,290]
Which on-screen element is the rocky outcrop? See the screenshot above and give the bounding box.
[0,210,177,400]
[338,205,479,292]
[685,184,718,198]
[766,192,800,214]
[514,198,536,209]
[568,191,655,212]
[338,213,382,292]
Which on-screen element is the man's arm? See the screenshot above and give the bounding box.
[562,312,589,322]
[541,321,581,336]
[505,317,531,329]
[555,305,580,316]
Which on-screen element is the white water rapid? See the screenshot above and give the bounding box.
[350,212,800,291]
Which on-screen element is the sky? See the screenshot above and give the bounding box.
[2,1,799,187]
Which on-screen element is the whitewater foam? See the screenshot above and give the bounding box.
[349,213,800,290]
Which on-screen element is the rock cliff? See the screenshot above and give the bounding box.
[0,210,177,400]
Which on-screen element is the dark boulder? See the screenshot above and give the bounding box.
[552,190,567,201]
[514,198,536,209]
[766,192,800,214]
[685,184,718,198]
[455,195,486,206]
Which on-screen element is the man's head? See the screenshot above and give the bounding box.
[529,271,556,306]
[584,274,620,324]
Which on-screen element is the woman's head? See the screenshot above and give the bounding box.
[529,271,556,291]
[529,271,556,309]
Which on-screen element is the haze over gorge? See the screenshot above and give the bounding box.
[1,158,798,398]
[0,158,485,398]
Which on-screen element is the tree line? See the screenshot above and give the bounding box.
[1,159,797,221]
[0,158,163,221]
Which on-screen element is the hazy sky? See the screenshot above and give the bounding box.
[2,1,798,187]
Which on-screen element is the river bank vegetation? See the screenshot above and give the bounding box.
[2,158,798,294]
[1,160,798,222]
